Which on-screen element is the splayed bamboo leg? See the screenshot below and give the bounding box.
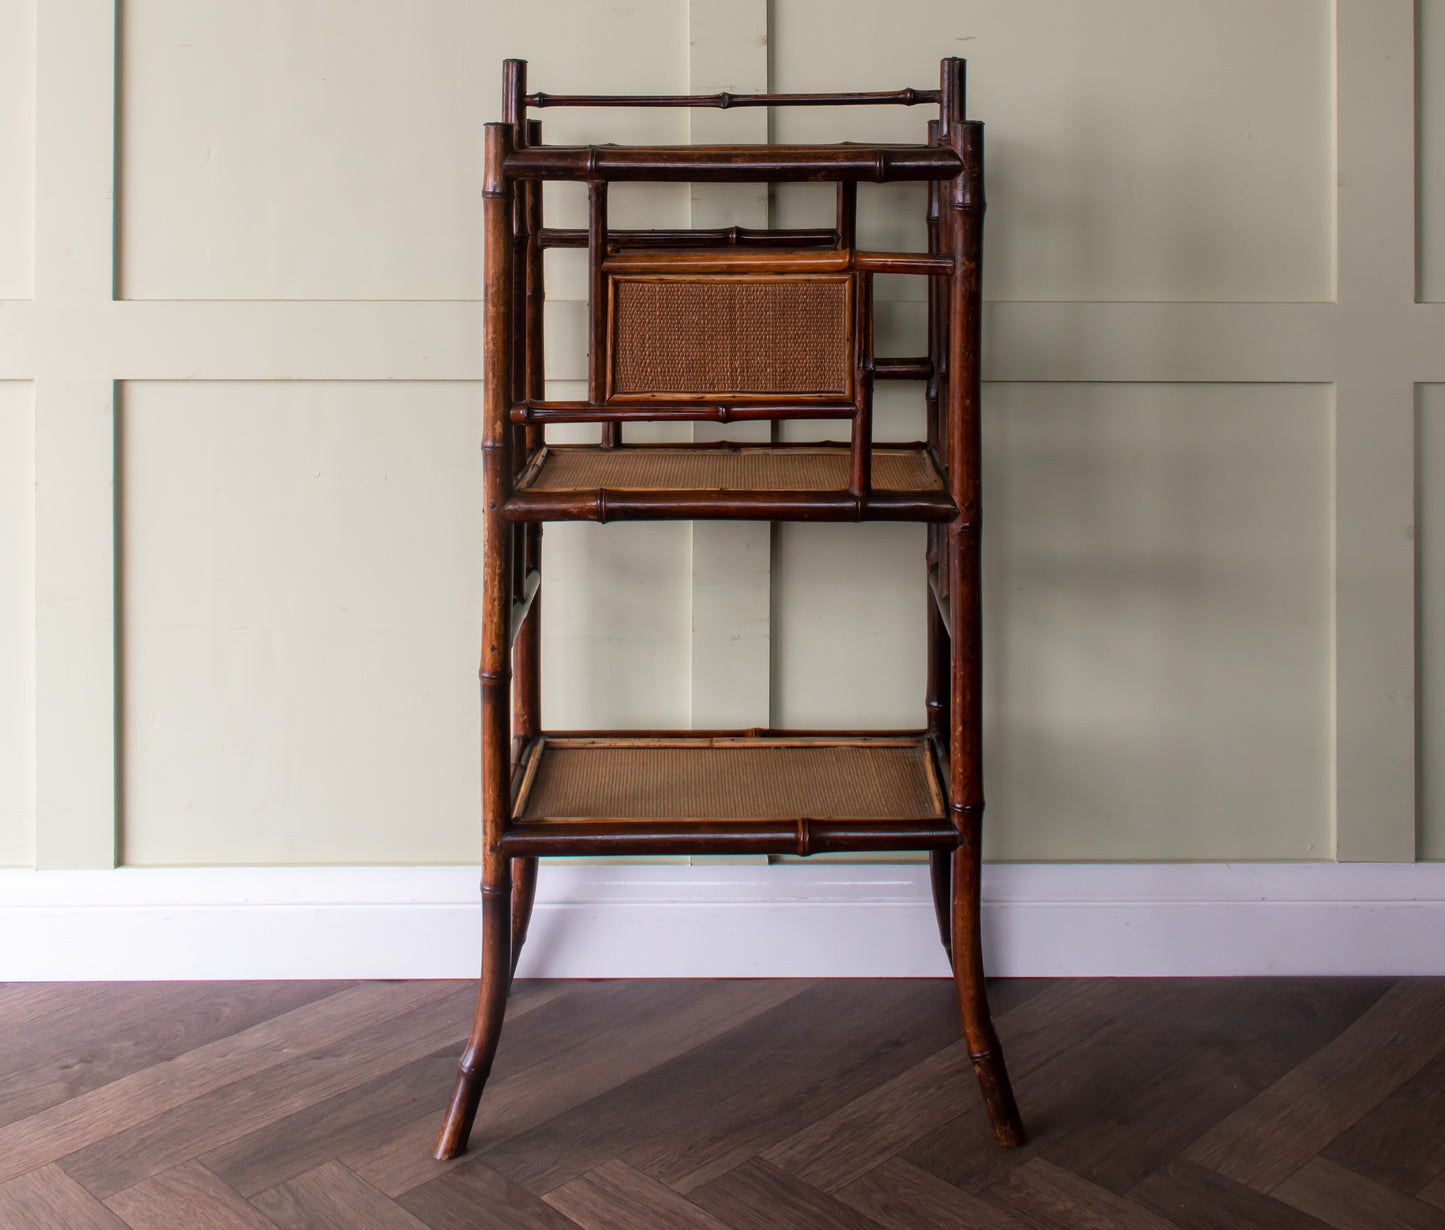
[950,838,1023,1145]
[509,856,539,977]
[434,870,514,1160]
[929,849,953,961]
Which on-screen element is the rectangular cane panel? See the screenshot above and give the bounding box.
[608,274,854,400]
[517,737,943,821]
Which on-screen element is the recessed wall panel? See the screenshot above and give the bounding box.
[0,0,35,299]
[980,382,1332,861]
[1420,0,1445,301]
[0,382,35,867]
[120,381,483,865]
[772,522,927,729]
[771,0,1334,303]
[118,0,689,301]
[540,381,693,731]
[1421,384,1445,859]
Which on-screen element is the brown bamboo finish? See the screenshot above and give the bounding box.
[941,63,1023,1146]
[540,224,839,249]
[836,182,857,250]
[874,357,933,380]
[499,820,958,857]
[436,120,516,1162]
[512,399,858,424]
[850,272,874,497]
[439,57,1023,1163]
[505,143,963,183]
[505,486,956,524]
[587,182,620,447]
[525,86,941,109]
[602,247,951,275]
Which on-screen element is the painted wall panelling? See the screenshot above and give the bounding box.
[0,383,35,867]
[1420,385,1445,860]
[0,0,1437,868]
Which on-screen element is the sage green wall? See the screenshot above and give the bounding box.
[2,0,1439,867]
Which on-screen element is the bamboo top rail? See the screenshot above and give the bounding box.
[525,87,942,110]
[602,247,954,276]
[504,142,965,183]
[538,226,840,250]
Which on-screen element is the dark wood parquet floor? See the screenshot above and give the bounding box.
[1,977,1443,1228]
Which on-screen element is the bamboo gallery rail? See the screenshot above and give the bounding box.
[433,55,1026,1165]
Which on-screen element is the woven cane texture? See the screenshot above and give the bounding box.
[528,446,944,492]
[611,276,851,396]
[519,742,942,821]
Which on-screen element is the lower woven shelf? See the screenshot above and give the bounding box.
[500,732,958,856]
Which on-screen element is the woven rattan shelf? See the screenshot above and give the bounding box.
[507,443,953,522]
[434,55,1026,1165]
[499,733,954,856]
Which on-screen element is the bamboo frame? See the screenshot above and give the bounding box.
[435,56,1024,1163]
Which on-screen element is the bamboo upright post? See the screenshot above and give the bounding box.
[941,61,1024,1144]
[435,121,516,1162]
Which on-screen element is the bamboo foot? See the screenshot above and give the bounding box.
[434,885,512,1160]
[950,843,1025,1146]
[509,856,538,978]
[929,849,953,962]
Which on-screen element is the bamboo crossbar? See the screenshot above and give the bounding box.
[497,819,958,857]
[525,87,941,110]
[602,248,953,275]
[510,400,858,425]
[875,357,934,380]
[504,487,957,523]
[538,226,839,249]
[504,144,963,182]
[534,729,932,743]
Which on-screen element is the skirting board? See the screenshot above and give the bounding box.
[2,862,1443,981]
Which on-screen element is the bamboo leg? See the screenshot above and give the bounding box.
[436,120,517,1163]
[509,856,539,977]
[434,867,514,1160]
[950,839,1023,1146]
[928,849,952,960]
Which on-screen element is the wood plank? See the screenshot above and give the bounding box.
[201,1048,462,1199]
[1023,977,1392,1195]
[689,1158,888,1230]
[767,977,1210,1192]
[349,977,813,1198]
[0,981,351,1128]
[624,978,966,1195]
[473,978,961,1198]
[203,980,676,1200]
[60,983,475,1199]
[1419,1175,1445,1212]
[1127,1159,1336,1230]
[897,978,1220,1196]
[1184,979,1445,1191]
[1320,1041,1445,1195]
[543,1159,734,1230]
[0,1163,130,1230]
[833,1157,1034,1230]
[0,980,452,1185]
[1270,1157,1445,1230]
[983,1158,1184,1230]
[0,982,114,1029]
[251,1162,432,1230]
[397,1160,582,1230]
[104,1161,280,1230]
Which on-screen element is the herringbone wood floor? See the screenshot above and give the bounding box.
[1,977,1443,1228]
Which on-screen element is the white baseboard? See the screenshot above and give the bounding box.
[2,862,1443,981]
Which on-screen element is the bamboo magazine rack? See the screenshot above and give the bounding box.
[435,57,1025,1160]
